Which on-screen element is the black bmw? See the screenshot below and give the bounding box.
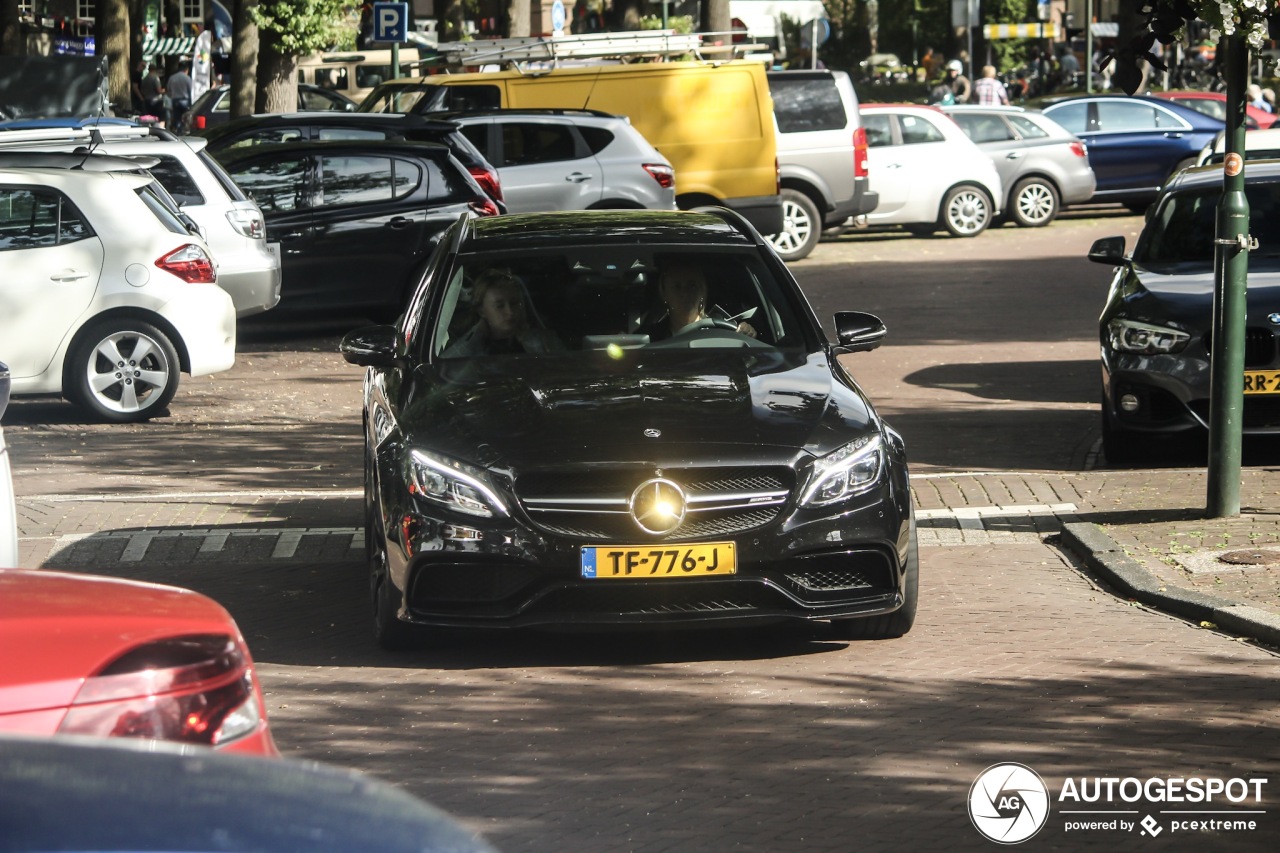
[341,209,917,648]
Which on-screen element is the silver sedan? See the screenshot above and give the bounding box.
[943,105,1097,227]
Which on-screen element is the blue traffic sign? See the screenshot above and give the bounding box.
[372,2,409,43]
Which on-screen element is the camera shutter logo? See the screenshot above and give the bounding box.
[969,763,1051,844]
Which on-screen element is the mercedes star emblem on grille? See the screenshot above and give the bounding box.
[629,478,687,535]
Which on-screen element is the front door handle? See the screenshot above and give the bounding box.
[1164,132,1184,139]
[387,216,414,229]
[49,269,89,282]
[1006,151,1024,159]
[565,172,593,183]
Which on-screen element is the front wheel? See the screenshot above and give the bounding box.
[941,185,994,237]
[766,189,821,262]
[1009,177,1060,227]
[65,319,180,423]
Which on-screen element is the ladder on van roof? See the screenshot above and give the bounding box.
[425,30,768,71]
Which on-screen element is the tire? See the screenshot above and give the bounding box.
[65,318,180,423]
[1101,406,1144,467]
[1009,177,1060,228]
[940,185,994,237]
[765,189,821,262]
[370,542,422,652]
[826,516,919,640]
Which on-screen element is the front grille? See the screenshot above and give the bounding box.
[515,465,793,543]
[1204,327,1277,368]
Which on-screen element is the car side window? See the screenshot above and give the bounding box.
[501,123,579,165]
[577,126,614,155]
[1096,101,1160,131]
[0,188,91,250]
[862,114,894,147]
[899,115,944,145]
[356,65,393,90]
[1007,115,1049,139]
[1045,103,1086,133]
[443,86,501,111]
[459,123,489,156]
[953,113,1012,143]
[317,155,401,206]
[424,158,473,202]
[313,67,348,91]
[146,155,205,207]
[224,128,306,149]
[230,155,310,212]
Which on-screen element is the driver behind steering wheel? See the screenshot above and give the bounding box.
[639,258,758,341]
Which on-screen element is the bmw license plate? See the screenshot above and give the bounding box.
[581,543,736,579]
[1244,370,1280,394]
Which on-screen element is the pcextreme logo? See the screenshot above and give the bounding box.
[967,764,1269,843]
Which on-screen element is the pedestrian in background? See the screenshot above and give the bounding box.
[139,62,166,125]
[974,65,1009,106]
[945,60,971,103]
[166,59,194,132]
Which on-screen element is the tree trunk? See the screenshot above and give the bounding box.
[1,1,21,56]
[505,0,531,38]
[608,0,644,31]
[98,0,132,113]
[255,25,297,114]
[231,0,259,118]
[702,0,731,36]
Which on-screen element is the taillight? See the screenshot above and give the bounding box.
[853,126,869,178]
[468,166,505,203]
[226,208,264,239]
[468,195,500,217]
[58,635,263,747]
[156,244,216,283]
[642,163,675,188]
[1070,141,1088,158]
[193,115,206,130]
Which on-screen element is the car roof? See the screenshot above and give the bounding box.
[0,165,152,188]
[205,111,462,134]
[428,108,621,122]
[1168,158,1280,190]
[460,209,757,252]
[216,138,452,163]
[943,104,1030,114]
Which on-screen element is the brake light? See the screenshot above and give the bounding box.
[58,635,264,747]
[468,166,505,203]
[193,115,206,130]
[156,244,216,283]
[226,208,264,239]
[853,126,869,178]
[642,163,675,188]
[468,195,500,217]
[1069,140,1088,158]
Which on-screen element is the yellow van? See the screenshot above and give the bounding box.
[359,60,783,235]
[296,49,421,105]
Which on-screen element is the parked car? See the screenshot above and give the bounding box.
[0,736,495,852]
[942,104,1097,227]
[0,121,281,318]
[0,568,277,754]
[0,164,236,422]
[0,361,14,568]
[1042,94,1224,208]
[857,103,1003,237]
[340,208,918,649]
[1196,127,1280,165]
[433,108,676,213]
[1150,89,1277,130]
[179,83,358,135]
[196,111,507,211]
[216,139,499,319]
[1087,160,1280,462]
[766,69,879,261]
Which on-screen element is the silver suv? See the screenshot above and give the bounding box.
[0,123,280,318]
[435,109,676,213]
[766,70,879,262]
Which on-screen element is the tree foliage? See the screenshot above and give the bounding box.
[249,0,348,57]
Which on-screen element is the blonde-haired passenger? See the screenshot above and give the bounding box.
[442,270,563,356]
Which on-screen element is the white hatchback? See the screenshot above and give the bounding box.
[858,104,1004,237]
[0,166,236,422]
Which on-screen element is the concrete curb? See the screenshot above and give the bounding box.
[1061,522,1280,648]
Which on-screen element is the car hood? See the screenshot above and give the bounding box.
[1128,264,1280,327]
[402,350,878,468]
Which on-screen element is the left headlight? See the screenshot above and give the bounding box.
[800,434,884,507]
[407,449,509,518]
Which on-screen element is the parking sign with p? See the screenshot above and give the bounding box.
[372,2,409,43]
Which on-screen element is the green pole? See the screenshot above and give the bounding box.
[392,41,400,82]
[1206,33,1250,518]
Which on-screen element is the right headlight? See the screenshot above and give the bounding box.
[1106,319,1190,355]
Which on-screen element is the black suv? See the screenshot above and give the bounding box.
[218,139,498,320]
[200,112,505,210]
[340,208,917,649]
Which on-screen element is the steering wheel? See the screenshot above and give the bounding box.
[646,317,771,349]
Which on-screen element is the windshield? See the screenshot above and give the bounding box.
[425,246,814,360]
[1135,180,1280,267]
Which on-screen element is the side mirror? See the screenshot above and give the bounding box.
[1088,235,1127,265]
[340,324,400,367]
[832,311,887,354]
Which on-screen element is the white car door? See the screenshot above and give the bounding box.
[0,186,103,380]
[865,111,954,225]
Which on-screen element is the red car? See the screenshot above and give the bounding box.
[1151,90,1277,129]
[0,569,278,755]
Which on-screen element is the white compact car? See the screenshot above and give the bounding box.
[858,104,1004,237]
[0,360,15,568]
[0,124,280,318]
[0,165,236,422]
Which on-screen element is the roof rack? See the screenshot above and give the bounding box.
[0,124,180,148]
[425,30,768,72]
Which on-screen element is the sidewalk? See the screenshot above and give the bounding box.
[911,467,1280,648]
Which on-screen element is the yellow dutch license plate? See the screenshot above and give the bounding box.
[581,543,737,579]
[1244,370,1280,395]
